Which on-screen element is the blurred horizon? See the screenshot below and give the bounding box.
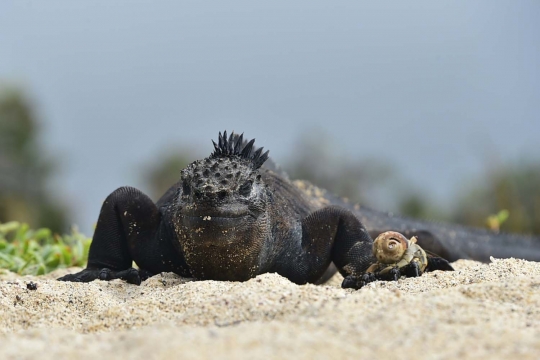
[0,1,539,234]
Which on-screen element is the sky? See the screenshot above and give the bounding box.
[0,1,539,234]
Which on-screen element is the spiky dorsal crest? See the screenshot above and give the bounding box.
[211,131,269,170]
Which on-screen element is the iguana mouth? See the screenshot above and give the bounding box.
[181,213,253,229]
[182,213,250,220]
[182,203,251,220]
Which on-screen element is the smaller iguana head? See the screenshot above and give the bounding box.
[174,131,271,280]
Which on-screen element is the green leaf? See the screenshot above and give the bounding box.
[0,222,91,275]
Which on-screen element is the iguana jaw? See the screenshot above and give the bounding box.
[174,210,269,281]
[181,213,253,232]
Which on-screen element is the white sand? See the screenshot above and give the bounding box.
[1,258,539,359]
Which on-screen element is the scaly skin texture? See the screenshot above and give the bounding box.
[58,131,540,288]
[293,180,540,263]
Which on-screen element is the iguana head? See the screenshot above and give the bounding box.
[173,131,271,280]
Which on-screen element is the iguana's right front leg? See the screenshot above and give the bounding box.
[58,186,190,285]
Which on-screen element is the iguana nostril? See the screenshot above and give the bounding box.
[218,190,227,199]
[215,172,221,177]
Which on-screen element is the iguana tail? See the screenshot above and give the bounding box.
[356,205,540,262]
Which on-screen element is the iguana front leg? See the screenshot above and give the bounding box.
[58,186,190,285]
[275,206,375,287]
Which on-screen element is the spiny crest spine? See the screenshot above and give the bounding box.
[211,131,269,170]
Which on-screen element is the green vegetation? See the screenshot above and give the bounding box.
[0,221,90,275]
[486,209,510,233]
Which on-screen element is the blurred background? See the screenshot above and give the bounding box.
[0,1,539,236]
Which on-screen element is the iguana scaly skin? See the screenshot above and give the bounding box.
[58,132,540,288]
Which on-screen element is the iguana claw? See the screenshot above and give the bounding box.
[402,261,421,278]
[341,272,378,289]
[387,266,401,281]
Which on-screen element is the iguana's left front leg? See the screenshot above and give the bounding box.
[288,206,376,287]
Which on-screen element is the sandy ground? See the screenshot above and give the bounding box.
[1,258,539,359]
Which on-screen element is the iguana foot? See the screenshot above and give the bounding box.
[402,261,422,278]
[58,267,153,285]
[57,268,102,283]
[376,266,401,282]
[341,272,377,289]
[97,268,143,285]
[389,267,401,281]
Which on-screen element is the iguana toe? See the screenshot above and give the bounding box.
[341,272,378,290]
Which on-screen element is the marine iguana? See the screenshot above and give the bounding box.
[58,131,540,288]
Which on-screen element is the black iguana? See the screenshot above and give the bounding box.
[58,131,540,288]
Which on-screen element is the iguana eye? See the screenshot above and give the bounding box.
[239,181,252,197]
